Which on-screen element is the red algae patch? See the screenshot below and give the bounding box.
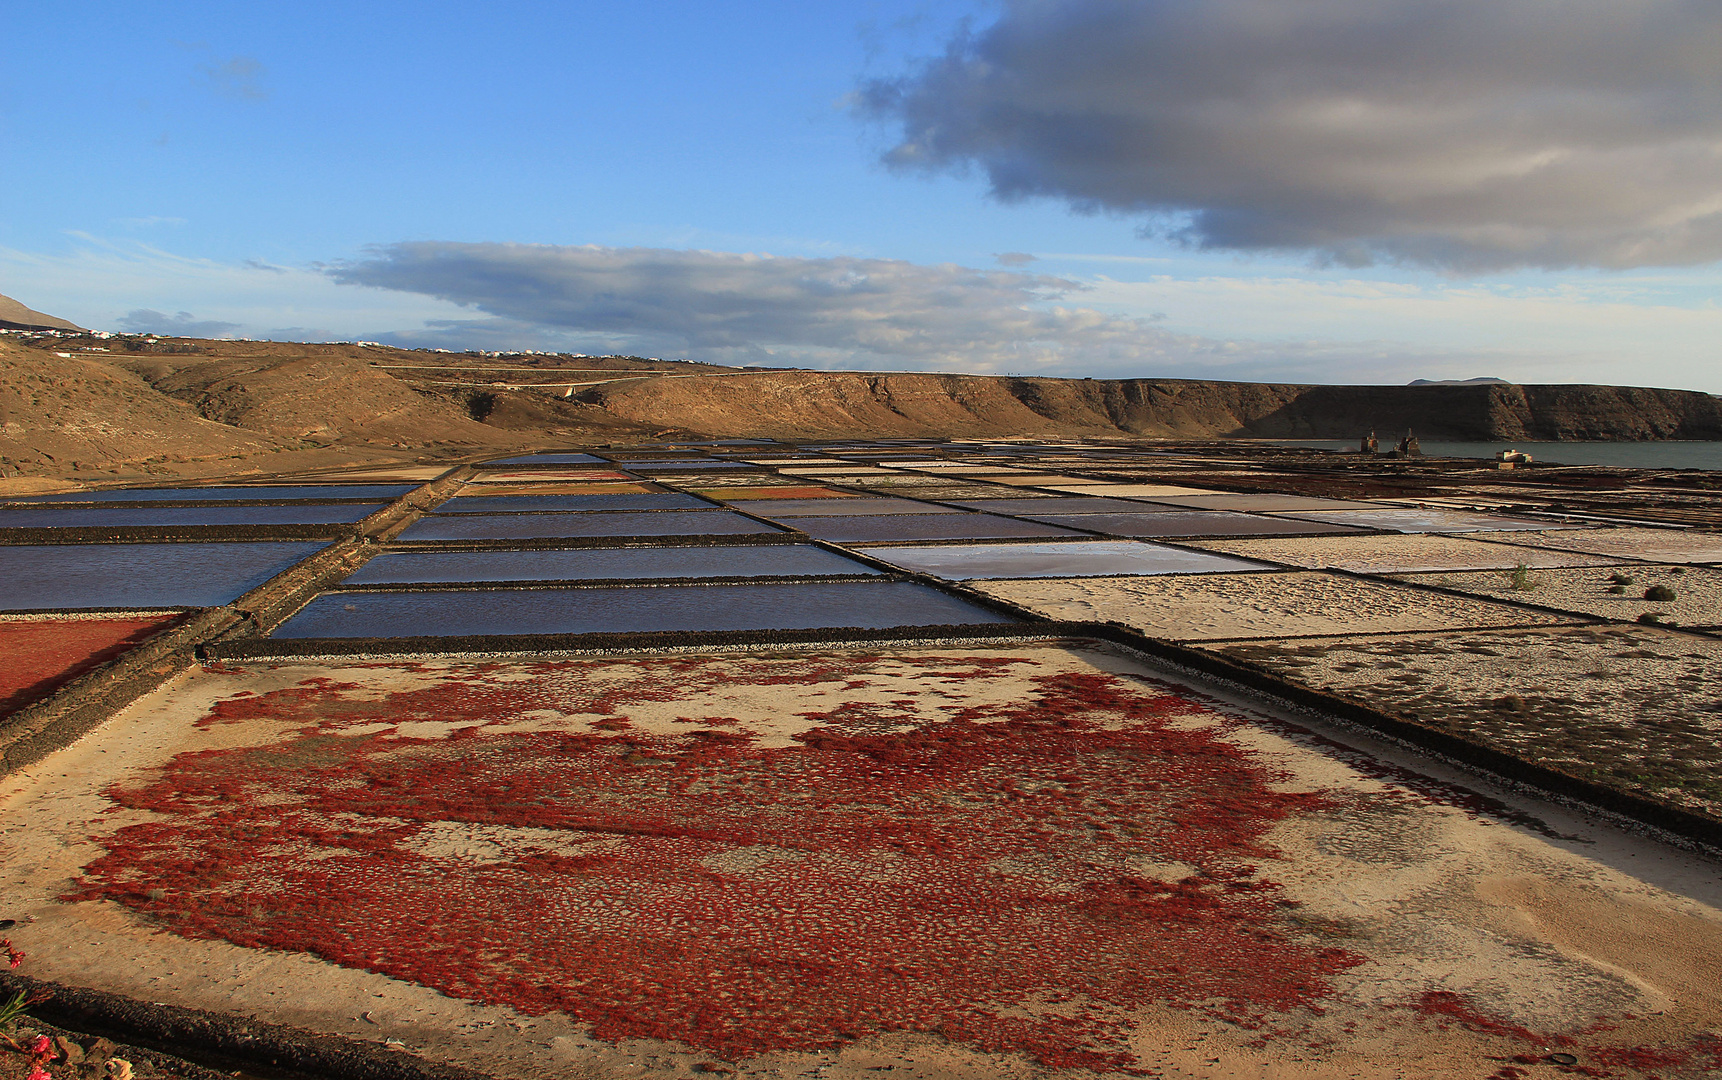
[69,651,1356,1071]
[0,613,183,715]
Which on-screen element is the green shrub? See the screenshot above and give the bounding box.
[1644,584,1677,602]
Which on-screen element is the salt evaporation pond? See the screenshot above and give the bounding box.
[394,510,785,542]
[0,504,387,529]
[2,485,414,505]
[341,544,881,585]
[273,580,1015,638]
[433,493,712,514]
[0,542,327,610]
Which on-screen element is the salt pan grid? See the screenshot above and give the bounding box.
[341,545,881,586]
[8,438,1722,1079]
[0,541,328,610]
[272,580,1014,638]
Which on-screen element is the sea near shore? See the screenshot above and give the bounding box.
[1272,439,1722,471]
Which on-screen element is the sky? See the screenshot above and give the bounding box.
[3,0,1721,391]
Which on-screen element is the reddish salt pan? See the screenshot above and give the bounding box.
[0,615,183,715]
[72,654,1364,1071]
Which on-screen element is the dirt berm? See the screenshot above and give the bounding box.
[576,370,1722,441]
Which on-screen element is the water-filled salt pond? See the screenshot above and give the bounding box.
[0,504,387,529]
[273,580,1015,638]
[432,493,713,514]
[744,498,965,516]
[0,541,327,610]
[2,485,414,505]
[943,496,1175,515]
[394,510,786,542]
[341,544,881,585]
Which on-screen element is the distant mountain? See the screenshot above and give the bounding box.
[0,293,83,332]
[1408,377,1510,386]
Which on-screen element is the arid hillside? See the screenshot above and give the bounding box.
[577,369,1722,442]
[4,329,1719,492]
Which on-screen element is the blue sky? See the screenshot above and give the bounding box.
[4,0,1721,391]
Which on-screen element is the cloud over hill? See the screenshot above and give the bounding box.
[329,241,1252,372]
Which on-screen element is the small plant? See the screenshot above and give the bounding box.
[1606,585,1625,594]
[1608,571,1636,585]
[1669,566,1687,575]
[1638,613,1666,625]
[1506,563,1539,591]
[1644,584,1677,602]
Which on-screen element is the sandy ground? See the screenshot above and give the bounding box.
[1180,533,1623,573]
[1274,508,1570,533]
[1475,526,1722,564]
[1210,624,1722,821]
[1391,564,1722,628]
[976,572,1580,641]
[2,643,1720,1079]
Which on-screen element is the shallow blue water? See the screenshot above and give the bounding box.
[394,510,785,542]
[3,485,413,505]
[786,513,1087,544]
[0,504,386,529]
[1,541,327,610]
[342,544,881,585]
[433,493,712,514]
[273,580,1014,638]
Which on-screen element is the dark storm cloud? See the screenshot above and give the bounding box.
[329,241,1227,371]
[860,0,1722,270]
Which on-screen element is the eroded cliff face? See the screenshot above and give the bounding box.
[579,372,1722,442]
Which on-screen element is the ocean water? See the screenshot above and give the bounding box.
[1270,440,1722,470]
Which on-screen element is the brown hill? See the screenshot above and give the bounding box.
[577,371,1722,442]
[0,292,82,332]
[4,329,1719,492]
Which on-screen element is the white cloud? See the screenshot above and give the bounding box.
[861,0,1722,271]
